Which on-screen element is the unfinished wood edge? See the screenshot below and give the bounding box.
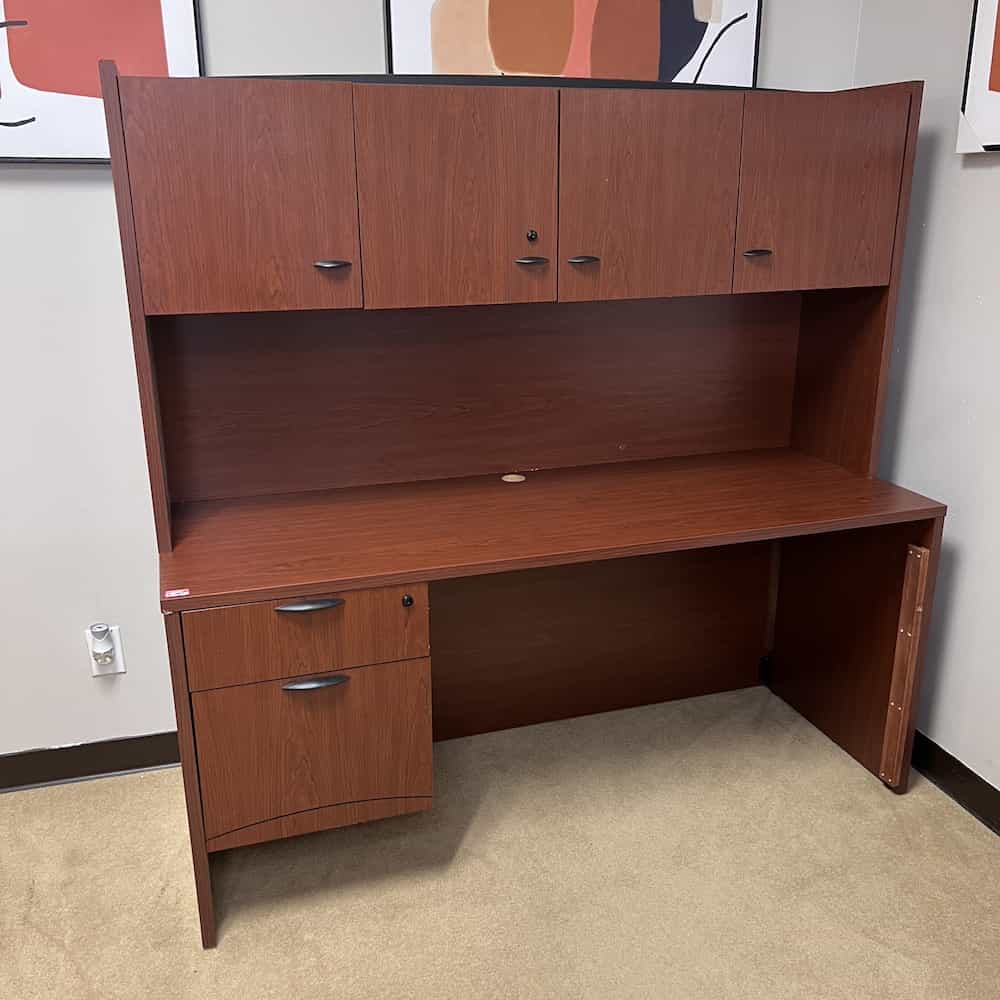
[206,797,434,853]
[892,516,944,792]
[879,542,931,788]
[163,612,216,948]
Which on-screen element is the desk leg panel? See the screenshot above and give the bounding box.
[164,613,217,949]
[770,519,941,788]
[881,517,943,791]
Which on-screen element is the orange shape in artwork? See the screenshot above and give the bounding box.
[488,0,574,76]
[5,0,169,99]
[590,0,661,82]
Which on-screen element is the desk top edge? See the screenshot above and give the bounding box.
[159,450,945,612]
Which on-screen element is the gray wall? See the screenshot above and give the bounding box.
[0,167,174,754]
[2,2,997,788]
[199,0,386,75]
[757,0,861,90]
[856,0,1000,787]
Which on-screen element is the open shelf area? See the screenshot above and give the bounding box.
[160,448,944,610]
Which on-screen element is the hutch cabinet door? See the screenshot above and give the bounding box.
[119,78,362,315]
[558,89,743,302]
[734,86,912,294]
[354,84,558,309]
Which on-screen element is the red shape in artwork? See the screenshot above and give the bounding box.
[5,0,169,99]
[990,10,1000,93]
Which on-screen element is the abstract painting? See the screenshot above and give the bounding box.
[959,0,1000,152]
[0,0,200,162]
[388,0,760,86]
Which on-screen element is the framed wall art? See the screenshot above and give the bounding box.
[0,0,201,163]
[959,0,1000,152]
[386,0,761,87]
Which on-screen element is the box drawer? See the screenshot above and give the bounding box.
[181,583,429,690]
[192,657,433,840]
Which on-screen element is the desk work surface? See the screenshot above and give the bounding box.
[161,449,945,610]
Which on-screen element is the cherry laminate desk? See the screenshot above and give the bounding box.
[100,65,944,947]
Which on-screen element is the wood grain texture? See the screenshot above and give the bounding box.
[206,797,433,853]
[888,516,942,793]
[558,88,742,301]
[164,613,216,948]
[430,547,770,740]
[867,83,923,475]
[792,286,891,475]
[192,658,433,840]
[182,583,429,691]
[152,295,801,501]
[770,520,937,779]
[99,62,172,551]
[791,87,922,476]
[354,83,557,308]
[734,85,912,294]
[159,450,945,611]
[119,77,362,314]
[879,543,931,788]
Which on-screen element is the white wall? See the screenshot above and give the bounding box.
[856,0,1000,787]
[0,1,386,757]
[757,0,861,90]
[0,168,173,754]
[199,0,385,75]
[3,2,997,789]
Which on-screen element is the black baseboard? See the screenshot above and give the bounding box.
[0,732,180,792]
[2,728,998,838]
[912,731,1000,836]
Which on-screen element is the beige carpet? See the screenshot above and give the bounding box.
[2,688,998,1000]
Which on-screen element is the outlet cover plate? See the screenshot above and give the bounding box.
[85,625,126,677]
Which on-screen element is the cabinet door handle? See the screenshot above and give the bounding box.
[515,256,549,265]
[313,259,352,269]
[282,674,350,691]
[742,249,774,258]
[274,598,346,613]
[567,255,600,264]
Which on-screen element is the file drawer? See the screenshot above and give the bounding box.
[192,657,433,840]
[182,584,429,690]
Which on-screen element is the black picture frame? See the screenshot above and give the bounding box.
[958,0,1000,152]
[960,0,980,115]
[0,0,205,165]
[383,0,762,87]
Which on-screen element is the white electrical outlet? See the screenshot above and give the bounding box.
[85,624,126,677]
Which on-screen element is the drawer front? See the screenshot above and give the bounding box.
[192,658,433,840]
[182,584,429,690]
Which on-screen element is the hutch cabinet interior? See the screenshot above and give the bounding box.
[100,62,945,949]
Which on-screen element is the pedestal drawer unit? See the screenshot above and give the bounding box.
[192,657,434,842]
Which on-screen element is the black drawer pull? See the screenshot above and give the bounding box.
[282,674,350,691]
[742,249,774,258]
[567,255,600,264]
[274,598,345,613]
[515,256,549,265]
[313,259,352,269]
